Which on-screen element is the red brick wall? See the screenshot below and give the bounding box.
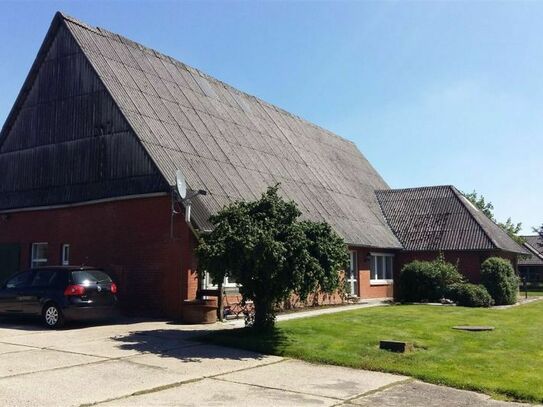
[2,198,519,316]
[350,247,396,299]
[0,195,196,318]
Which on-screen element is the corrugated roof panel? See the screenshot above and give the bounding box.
[44,14,403,248]
[123,87,157,119]
[142,116,177,150]
[162,121,198,156]
[145,72,175,102]
[165,82,192,109]
[125,65,158,97]
[107,38,139,69]
[142,93,175,124]
[126,45,157,75]
[181,127,214,160]
[376,186,527,253]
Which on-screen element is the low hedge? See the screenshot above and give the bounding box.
[481,257,519,305]
[447,283,494,307]
[399,256,464,302]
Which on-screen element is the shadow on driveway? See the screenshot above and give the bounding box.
[111,328,277,363]
[0,315,172,332]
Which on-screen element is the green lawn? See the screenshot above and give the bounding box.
[202,300,543,403]
[526,288,543,297]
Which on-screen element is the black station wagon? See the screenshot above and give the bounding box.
[0,266,118,328]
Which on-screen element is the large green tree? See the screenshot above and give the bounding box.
[463,190,524,245]
[196,185,348,331]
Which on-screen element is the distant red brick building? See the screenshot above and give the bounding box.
[0,13,527,318]
[518,235,543,287]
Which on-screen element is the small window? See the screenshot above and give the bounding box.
[31,243,48,269]
[203,272,238,289]
[6,271,33,289]
[370,253,394,285]
[31,270,58,287]
[61,244,70,266]
[349,251,358,274]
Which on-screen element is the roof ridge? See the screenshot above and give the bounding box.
[524,241,543,261]
[373,190,404,250]
[375,184,453,194]
[58,12,357,148]
[450,186,501,250]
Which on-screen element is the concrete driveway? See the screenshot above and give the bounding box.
[0,317,533,407]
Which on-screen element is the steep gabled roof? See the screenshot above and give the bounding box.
[375,185,528,254]
[0,12,401,249]
[519,235,543,265]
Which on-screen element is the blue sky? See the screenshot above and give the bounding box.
[0,1,541,233]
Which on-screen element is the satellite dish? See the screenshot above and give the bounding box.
[175,169,187,200]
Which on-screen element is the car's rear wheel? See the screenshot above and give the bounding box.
[42,303,64,329]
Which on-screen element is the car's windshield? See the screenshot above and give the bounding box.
[71,270,112,285]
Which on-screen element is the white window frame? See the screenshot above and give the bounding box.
[61,244,70,266]
[346,250,358,296]
[370,252,394,285]
[30,242,48,269]
[203,272,239,289]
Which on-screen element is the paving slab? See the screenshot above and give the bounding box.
[101,377,337,406]
[46,334,195,359]
[0,320,48,339]
[347,381,531,407]
[128,343,282,378]
[0,321,223,348]
[0,348,104,378]
[0,359,186,407]
[0,342,32,355]
[217,359,407,400]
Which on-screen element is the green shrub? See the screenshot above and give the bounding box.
[481,257,519,305]
[447,283,494,307]
[399,256,464,302]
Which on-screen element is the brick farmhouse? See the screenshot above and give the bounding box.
[518,235,543,287]
[0,13,527,317]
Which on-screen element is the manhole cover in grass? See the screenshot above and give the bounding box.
[452,326,495,332]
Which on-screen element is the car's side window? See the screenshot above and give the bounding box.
[31,270,58,287]
[50,272,68,288]
[6,272,33,289]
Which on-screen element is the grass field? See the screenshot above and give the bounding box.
[525,288,543,297]
[203,300,543,403]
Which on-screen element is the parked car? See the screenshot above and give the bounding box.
[0,266,118,328]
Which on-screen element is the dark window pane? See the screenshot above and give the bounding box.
[377,256,384,279]
[71,270,112,284]
[386,257,393,280]
[50,271,69,288]
[6,272,33,289]
[31,270,57,287]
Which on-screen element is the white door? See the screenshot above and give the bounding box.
[347,251,358,296]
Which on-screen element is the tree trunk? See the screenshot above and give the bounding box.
[253,298,275,331]
[218,281,224,322]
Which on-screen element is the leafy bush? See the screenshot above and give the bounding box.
[197,185,348,330]
[481,257,519,305]
[447,283,494,307]
[399,256,464,302]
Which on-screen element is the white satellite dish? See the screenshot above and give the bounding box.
[175,169,187,200]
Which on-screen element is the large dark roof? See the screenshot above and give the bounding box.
[0,12,401,249]
[376,185,528,254]
[519,235,543,266]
